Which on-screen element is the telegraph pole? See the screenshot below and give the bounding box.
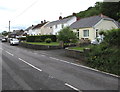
[9,21,10,32]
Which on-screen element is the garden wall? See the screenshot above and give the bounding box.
[65,48,89,61]
[19,42,62,50]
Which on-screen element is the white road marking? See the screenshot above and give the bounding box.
[41,55,46,57]
[49,57,119,78]
[0,48,3,50]
[49,57,59,61]
[60,59,70,64]
[18,58,42,72]
[5,51,14,56]
[65,83,79,91]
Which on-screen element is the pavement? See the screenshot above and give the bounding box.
[0,42,119,91]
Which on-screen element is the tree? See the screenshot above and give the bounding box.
[2,31,10,36]
[101,2,120,21]
[57,27,77,44]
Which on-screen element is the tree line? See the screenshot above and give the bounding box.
[67,2,120,22]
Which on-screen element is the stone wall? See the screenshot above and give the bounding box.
[65,48,85,61]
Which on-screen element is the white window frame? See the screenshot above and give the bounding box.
[83,30,89,38]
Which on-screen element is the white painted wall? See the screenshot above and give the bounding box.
[52,16,77,35]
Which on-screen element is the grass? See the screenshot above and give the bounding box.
[24,42,59,46]
[69,45,92,51]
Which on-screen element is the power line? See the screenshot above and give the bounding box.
[11,0,39,21]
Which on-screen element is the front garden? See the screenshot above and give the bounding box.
[20,27,120,76]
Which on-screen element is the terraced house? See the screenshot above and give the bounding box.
[44,16,77,35]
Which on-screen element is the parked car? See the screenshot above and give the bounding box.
[1,38,7,42]
[91,37,103,45]
[10,38,19,45]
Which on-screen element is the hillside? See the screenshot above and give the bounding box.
[66,2,120,22]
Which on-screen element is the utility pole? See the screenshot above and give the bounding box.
[9,20,10,32]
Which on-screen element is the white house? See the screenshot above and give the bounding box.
[70,14,119,41]
[25,25,35,35]
[31,22,47,35]
[44,16,77,35]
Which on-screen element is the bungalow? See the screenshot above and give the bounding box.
[70,14,119,41]
[44,16,77,35]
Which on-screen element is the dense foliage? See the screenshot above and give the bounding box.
[67,2,120,22]
[86,29,120,75]
[26,35,57,42]
[57,27,77,43]
[2,31,11,36]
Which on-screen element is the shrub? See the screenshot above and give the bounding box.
[86,28,120,75]
[34,38,42,42]
[19,37,26,41]
[45,38,52,43]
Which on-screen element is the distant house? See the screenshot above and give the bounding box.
[70,14,119,40]
[44,16,77,35]
[9,29,24,38]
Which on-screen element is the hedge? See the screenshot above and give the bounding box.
[26,35,57,42]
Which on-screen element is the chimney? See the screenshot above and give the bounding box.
[44,20,46,23]
[59,16,62,20]
[72,12,76,16]
[41,21,43,24]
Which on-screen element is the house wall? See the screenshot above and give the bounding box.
[52,16,77,35]
[41,26,53,35]
[94,19,118,31]
[79,28,94,40]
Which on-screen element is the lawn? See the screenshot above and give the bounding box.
[69,45,92,51]
[24,42,59,46]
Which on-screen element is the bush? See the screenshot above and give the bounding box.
[45,38,52,43]
[34,38,42,42]
[26,35,57,42]
[19,37,26,41]
[86,29,120,75]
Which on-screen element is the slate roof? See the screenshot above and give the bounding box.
[32,22,47,30]
[10,30,24,35]
[70,15,117,29]
[45,16,76,27]
[25,25,35,31]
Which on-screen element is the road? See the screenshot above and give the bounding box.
[0,42,119,91]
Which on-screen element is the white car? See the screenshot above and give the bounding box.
[10,38,19,45]
[91,37,103,45]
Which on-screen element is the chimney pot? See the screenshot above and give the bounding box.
[41,21,43,24]
[59,16,62,20]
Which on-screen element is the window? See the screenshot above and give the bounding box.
[62,24,64,28]
[77,29,79,38]
[96,29,99,37]
[55,25,57,28]
[83,30,89,37]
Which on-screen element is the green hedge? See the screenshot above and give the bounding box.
[86,29,120,76]
[26,35,57,42]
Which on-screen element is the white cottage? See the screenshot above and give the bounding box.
[70,14,119,40]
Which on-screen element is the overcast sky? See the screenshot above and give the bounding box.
[0,0,103,32]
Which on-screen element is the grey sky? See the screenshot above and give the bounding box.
[0,0,103,32]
